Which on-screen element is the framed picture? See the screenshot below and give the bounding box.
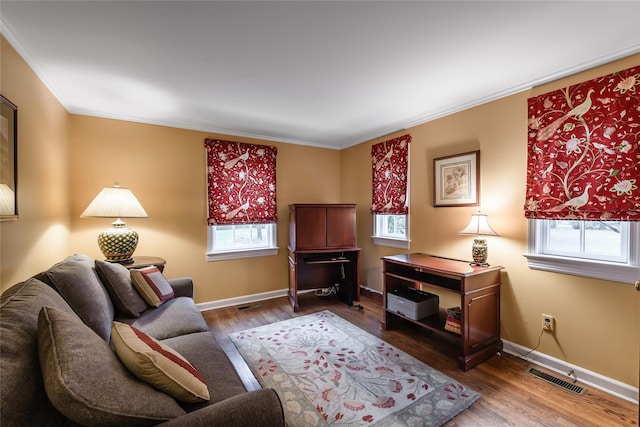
[0,95,18,220]
[433,150,479,207]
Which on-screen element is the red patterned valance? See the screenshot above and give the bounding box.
[371,134,411,215]
[205,139,277,225]
[525,65,640,221]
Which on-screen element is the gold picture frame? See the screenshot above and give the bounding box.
[433,150,479,207]
[1,95,18,220]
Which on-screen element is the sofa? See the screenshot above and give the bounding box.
[0,254,284,426]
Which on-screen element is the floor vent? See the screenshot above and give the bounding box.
[526,367,587,396]
[236,303,262,311]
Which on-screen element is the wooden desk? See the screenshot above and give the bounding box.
[382,253,503,370]
[119,256,166,273]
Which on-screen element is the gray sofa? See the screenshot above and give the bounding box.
[0,254,284,426]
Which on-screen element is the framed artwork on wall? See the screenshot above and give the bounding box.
[433,150,479,207]
[0,95,17,221]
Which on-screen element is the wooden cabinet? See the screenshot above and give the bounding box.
[382,253,503,370]
[288,204,360,312]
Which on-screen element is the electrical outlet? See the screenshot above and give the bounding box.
[542,314,554,332]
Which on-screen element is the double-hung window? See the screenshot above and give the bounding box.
[524,65,640,283]
[204,139,278,261]
[371,134,411,249]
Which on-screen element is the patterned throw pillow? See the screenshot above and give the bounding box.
[130,266,175,307]
[111,321,210,403]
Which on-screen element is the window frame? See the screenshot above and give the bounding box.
[206,223,279,261]
[372,214,410,249]
[524,219,639,284]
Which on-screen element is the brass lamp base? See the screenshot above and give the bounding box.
[97,219,139,263]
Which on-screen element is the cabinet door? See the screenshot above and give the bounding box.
[295,207,327,249]
[326,206,356,248]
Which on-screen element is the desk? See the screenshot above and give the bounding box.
[382,253,503,370]
[119,256,166,272]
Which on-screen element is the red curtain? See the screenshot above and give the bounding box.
[205,138,277,225]
[371,134,411,215]
[525,65,640,221]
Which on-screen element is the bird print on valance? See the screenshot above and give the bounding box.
[371,134,411,215]
[205,138,277,225]
[525,65,640,221]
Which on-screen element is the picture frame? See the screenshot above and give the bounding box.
[1,95,18,221]
[433,150,479,207]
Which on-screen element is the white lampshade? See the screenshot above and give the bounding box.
[81,182,148,263]
[0,184,15,216]
[458,212,499,236]
[81,183,148,218]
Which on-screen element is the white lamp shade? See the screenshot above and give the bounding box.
[81,183,148,218]
[458,212,499,236]
[0,184,15,216]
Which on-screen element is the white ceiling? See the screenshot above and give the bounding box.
[2,1,639,149]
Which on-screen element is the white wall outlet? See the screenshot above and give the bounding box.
[542,314,554,332]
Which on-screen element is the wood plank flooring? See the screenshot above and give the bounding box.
[201,292,638,427]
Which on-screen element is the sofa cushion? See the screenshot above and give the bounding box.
[45,254,114,341]
[38,306,186,427]
[131,266,175,307]
[111,322,210,403]
[160,331,248,409]
[96,260,148,317]
[0,278,73,427]
[121,296,210,341]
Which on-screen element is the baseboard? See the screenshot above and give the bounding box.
[196,288,290,312]
[502,339,639,404]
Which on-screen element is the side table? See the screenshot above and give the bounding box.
[119,256,166,273]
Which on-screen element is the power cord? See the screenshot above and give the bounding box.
[505,327,544,361]
[315,283,340,297]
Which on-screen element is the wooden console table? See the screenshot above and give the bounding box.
[288,204,360,312]
[382,253,503,370]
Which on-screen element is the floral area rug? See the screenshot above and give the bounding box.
[229,310,479,426]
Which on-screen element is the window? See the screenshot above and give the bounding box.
[372,214,410,249]
[524,219,639,284]
[204,138,278,261]
[207,224,277,261]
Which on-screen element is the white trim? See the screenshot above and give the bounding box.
[502,339,639,404]
[371,236,410,249]
[196,288,289,312]
[360,285,382,295]
[522,253,639,284]
[206,247,279,261]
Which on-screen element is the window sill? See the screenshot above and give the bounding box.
[207,247,279,262]
[372,236,410,249]
[523,253,638,284]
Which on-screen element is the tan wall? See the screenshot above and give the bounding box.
[341,54,640,388]
[0,37,72,289]
[68,115,342,303]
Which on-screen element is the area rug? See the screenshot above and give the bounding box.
[229,310,479,426]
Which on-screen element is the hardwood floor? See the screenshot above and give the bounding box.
[202,292,638,427]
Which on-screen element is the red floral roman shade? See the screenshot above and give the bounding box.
[371,134,411,215]
[205,138,277,225]
[525,65,640,221]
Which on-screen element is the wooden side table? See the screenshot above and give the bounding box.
[120,256,166,272]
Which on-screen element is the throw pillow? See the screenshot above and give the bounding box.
[37,307,185,426]
[45,254,114,341]
[130,266,175,307]
[95,260,148,317]
[111,321,210,403]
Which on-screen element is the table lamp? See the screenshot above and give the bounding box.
[458,211,499,266]
[81,182,148,263]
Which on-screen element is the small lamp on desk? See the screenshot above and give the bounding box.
[81,182,148,263]
[458,211,499,266]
